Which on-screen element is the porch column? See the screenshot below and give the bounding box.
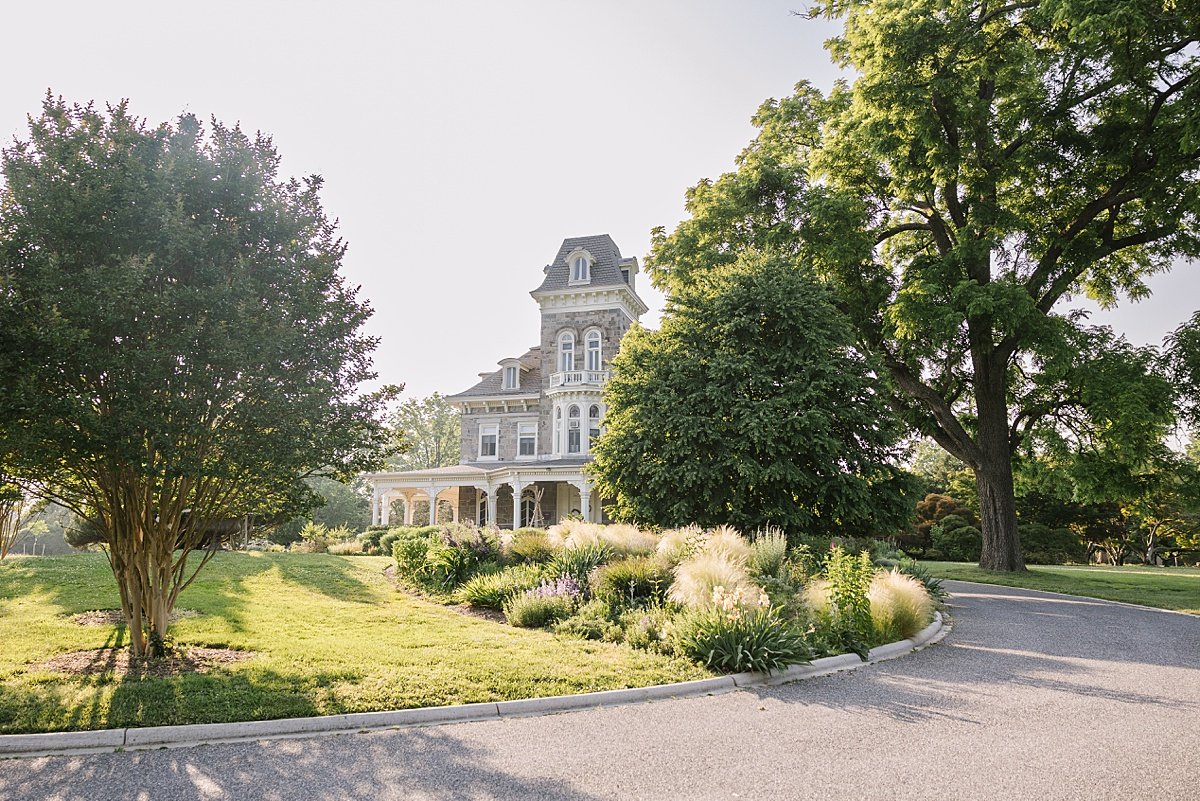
[486,486,498,528]
[380,491,392,526]
[371,488,381,526]
[512,479,525,530]
[402,491,414,525]
[579,481,592,523]
[451,487,460,522]
[428,486,446,525]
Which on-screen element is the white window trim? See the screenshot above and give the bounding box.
[516,422,538,460]
[584,328,602,371]
[478,422,499,462]
[565,249,594,286]
[503,365,518,390]
[558,331,575,373]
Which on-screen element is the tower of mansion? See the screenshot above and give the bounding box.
[367,234,647,529]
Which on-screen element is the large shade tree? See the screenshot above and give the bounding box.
[0,98,396,656]
[589,253,914,536]
[650,0,1200,570]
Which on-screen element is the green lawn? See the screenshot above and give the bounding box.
[920,561,1200,615]
[0,552,706,735]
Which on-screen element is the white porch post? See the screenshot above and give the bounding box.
[428,486,445,525]
[486,486,498,528]
[579,481,592,523]
[512,480,525,530]
[380,491,392,526]
[403,491,414,525]
[371,488,381,527]
[451,487,460,522]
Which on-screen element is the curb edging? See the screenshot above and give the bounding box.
[0,612,946,758]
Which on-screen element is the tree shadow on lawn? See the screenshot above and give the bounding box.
[0,726,609,801]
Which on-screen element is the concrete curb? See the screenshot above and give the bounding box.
[0,612,945,759]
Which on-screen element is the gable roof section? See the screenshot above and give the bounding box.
[533,234,637,293]
[447,346,542,399]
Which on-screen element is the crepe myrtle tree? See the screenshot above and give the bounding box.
[0,96,398,657]
[589,252,915,537]
[650,0,1200,570]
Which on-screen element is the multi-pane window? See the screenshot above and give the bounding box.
[554,407,562,455]
[503,365,518,389]
[571,256,589,282]
[479,424,498,459]
[567,405,581,454]
[588,405,601,447]
[586,331,602,371]
[518,423,537,457]
[559,332,575,372]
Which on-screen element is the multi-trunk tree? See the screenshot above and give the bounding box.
[650,0,1200,570]
[0,98,396,656]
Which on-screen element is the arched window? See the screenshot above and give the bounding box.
[571,256,590,282]
[520,488,536,528]
[588,404,601,448]
[567,405,581,454]
[559,332,575,372]
[554,407,562,455]
[586,330,602,371]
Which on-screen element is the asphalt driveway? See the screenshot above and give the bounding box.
[3,580,1197,801]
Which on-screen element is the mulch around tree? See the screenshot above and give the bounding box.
[38,646,251,678]
[69,608,197,626]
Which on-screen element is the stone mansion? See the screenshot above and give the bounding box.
[367,234,647,529]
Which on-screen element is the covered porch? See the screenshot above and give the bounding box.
[367,464,603,529]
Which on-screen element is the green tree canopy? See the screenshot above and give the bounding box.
[649,1,1200,570]
[0,97,396,656]
[385,393,460,471]
[589,253,914,537]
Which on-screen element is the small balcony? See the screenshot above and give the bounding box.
[549,370,610,389]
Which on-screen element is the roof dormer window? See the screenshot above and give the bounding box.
[571,256,590,283]
[503,365,518,390]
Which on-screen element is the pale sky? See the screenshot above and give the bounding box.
[1,1,1193,400]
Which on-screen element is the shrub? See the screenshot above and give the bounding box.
[805,546,875,658]
[749,528,788,578]
[668,552,758,609]
[869,570,935,643]
[456,564,546,609]
[1020,522,1086,564]
[621,606,677,654]
[590,557,670,607]
[299,521,330,553]
[504,593,576,628]
[508,528,554,564]
[358,528,384,554]
[553,599,623,641]
[929,515,982,562]
[673,606,810,674]
[551,542,615,584]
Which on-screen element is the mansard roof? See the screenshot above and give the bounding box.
[532,234,638,293]
[446,347,541,399]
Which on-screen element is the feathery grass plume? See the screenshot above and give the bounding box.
[668,552,759,608]
[748,527,788,578]
[656,524,706,565]
[599,524,660,556]
[545,524,569,551]
[702,525,752,565]
[563,522,605,550]
[803,578,832,614]
[868,569,935,643]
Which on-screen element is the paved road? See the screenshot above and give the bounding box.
[3,581,1198,801]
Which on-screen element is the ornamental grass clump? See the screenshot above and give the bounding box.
[702,525,752,565]
[868,569,935,643]
[749,527,788,578]
[507,528,554,564]
[589,556,671,607]
[668,552,760,609]
[456,564,546,610]
[599,524,660,556]
[673,599,810,674]
[656,525,706,565]
[551,542,615,585]
[504,576,582,628]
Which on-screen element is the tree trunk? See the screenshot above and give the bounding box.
[972,343,1026,572]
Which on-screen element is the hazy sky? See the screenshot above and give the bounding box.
[1,1,1194,399]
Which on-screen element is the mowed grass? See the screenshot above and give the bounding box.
[0,552,706,734]
[920,561,1200,615]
